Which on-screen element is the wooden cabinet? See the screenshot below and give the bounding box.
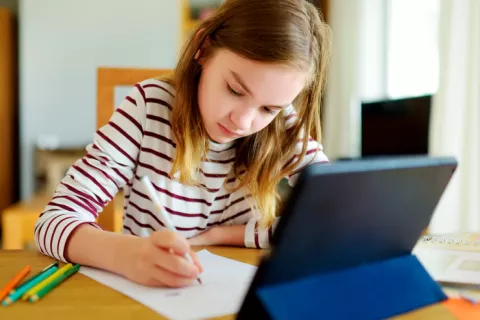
[0,8,17,220]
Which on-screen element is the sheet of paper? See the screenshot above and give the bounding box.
[79,250,257,320]
[414,246,480,286]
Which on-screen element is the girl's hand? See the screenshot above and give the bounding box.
[119,230,204,287]
[188,225,247,246]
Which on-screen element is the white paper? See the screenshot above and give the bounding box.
[79,250,257,320]
[414,246,480,286]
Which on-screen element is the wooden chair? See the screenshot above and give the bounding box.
[95,67,172,231]
[0,67,171,249]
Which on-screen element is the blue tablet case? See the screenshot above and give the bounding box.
[257,254,447,320]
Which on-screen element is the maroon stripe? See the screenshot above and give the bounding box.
[289,160,330,177]
[143,83,175,97]
[132,187,149,200]
[132,178,213,206]
[211,197,246,215]
[146,114,172,127]
[135,84,146,103]
[164,206,208,219]
[284,148,320,169]
[52,195,97,218]
[108,121,141,149]
[254,222,260,249]
[72,164,113,200]
[125,213,156,231]
[61,182,105,207]
[97,131,136,164]
[199,184,220,193]
[209,208,252,227]
[128,201,165,227]
[92,144,101,151]
[215,194,230,201]
[117,109,143,134]
[141,147,172,162]
[123,225,138,236]
[47,201,76,213]
[50,216,72,259]
[206,157,236,164]
[42,215,64,257]
[98,154,128,167]
[137,161,170,179]
[199,169,228,178]
[113,167,129,184]
[208,144,236,153]
[35,221,46,254]
[38,208,61,220]
[145,98,172,111]
[125,96,137,106]
[82,158,120,189]
[144,131,176,148]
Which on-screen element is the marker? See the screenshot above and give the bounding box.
[0,265,31,301]
[29,264,81,303]
[22,264,73,300]
[3,265,59,306]
[9,262,58,295]
[141,175,203,285]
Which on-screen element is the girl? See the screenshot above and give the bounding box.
[34,0,331,288]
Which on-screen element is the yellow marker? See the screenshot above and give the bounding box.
[22,264,72,300]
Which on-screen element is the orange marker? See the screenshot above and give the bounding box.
[0,265,31,301]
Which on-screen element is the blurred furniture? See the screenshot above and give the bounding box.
[34,147,86,196]
[1,67,171,249]
[0,8,16,228]
[0,194,122,250]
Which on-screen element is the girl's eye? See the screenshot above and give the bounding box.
[228,85,243,97]
[263,107,275,115]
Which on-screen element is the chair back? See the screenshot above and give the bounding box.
[96,67,172,231]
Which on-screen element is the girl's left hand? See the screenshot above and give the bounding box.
[188,225,246,246]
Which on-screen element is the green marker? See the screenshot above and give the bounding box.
[29,264,81,303]
[9,262,59,295]
[2,265,59,306]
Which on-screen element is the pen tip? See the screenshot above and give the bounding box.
[197,278,203,285]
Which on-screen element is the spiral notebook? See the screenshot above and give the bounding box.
[414,234,480,288]
[418,233,480,251]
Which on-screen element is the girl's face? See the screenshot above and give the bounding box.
[197,48,307,144]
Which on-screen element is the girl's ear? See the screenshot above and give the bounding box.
[194,28,211,64]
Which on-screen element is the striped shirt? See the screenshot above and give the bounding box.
[34,79,329,262]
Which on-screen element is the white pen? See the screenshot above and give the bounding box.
[140,175,202,285]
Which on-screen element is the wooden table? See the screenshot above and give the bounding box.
[0,245,466,319]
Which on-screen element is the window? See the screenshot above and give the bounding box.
[386,0,440,98]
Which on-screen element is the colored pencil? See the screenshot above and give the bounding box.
[2,265,59,306]
[9,262,59,295]
[22,264,72,301]
[29,264,81,303]
[0,265,31,301]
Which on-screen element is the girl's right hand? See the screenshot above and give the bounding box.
[119,230,204,287]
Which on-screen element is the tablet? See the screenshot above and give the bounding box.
[237,156,457,318]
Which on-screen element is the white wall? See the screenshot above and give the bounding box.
[19,0,179,199]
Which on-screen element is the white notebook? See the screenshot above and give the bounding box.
[79,250,257,320]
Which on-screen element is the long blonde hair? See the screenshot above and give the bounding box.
[162,0,331,228]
